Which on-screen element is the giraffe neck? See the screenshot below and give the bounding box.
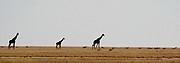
[97,35,104,41]
[12,34,19,41]
[99,35,103,39]
[59,38,64,42]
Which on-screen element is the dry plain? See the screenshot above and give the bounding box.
[0,46,180,63]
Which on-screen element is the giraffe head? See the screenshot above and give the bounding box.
[17,33,19,35]
[102,34,105,36]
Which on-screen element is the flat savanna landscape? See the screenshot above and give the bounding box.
[0,46,180,63]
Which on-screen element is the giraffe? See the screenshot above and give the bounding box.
[92,34,105,50]
[56,38,65,49]
[8,33,19,49]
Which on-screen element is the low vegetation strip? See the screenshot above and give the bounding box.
[0,46,180,63]
[0,55,180,58]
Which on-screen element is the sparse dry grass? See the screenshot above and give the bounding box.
[0,46,180,63]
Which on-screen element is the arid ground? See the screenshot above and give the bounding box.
[0,46,180,63]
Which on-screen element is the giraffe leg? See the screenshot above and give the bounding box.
[59,45,61,49]
[95,44,98,49]
[94,45,96,49]
[56,45,58,48]
[98,44,100,49]
[97,44,101,51]
[13,43,15,49]
[92,43,95,50]
[58,44,60,49]
[92,45,95,50]
[92,46,94,50]
[8,43,11,49]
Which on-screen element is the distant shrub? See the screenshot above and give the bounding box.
[101,46,104,49]
[172,47,177,49]
[83,46,87,48]
[154,47,160,49]
[109,47,115,51]
[109,49,113,51]
[26,46,29,48]
[162,48,166,49]
[0,46,5,48]
[147,47,153,49]
[112,47,115,49]
[126,47,129,49]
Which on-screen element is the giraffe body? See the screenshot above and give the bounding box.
[8,33,19,49]
[92,34,105,50]
[56,38,65,49]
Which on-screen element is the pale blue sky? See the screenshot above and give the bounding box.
[0,0,180,47]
